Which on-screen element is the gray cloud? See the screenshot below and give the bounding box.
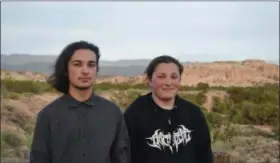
[1,2,278,61]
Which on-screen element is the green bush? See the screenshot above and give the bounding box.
[227,84,279,104]
[179,93,201,107]
[205,112,225,129]
[196,82,210,92]
[179,92,206,107]
[204,112,238,143]
[225,84,279,126]
[228,100,279,126]
[196,92,206,105]
[212,97,228,114]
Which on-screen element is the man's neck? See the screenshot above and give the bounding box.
[68,87,93,102]
[152,93,175,110]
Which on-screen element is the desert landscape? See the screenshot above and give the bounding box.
[1,59,279,163]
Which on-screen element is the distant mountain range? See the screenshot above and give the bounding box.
[1,54,193,76]
[1,54,278,77]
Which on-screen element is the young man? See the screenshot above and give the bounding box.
[30,41,131,163]
[124,55,213,163]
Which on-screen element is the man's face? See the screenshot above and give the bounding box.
[68,49,97,90]
[149,62,181,101]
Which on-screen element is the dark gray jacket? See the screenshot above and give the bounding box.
[30,93,131,163]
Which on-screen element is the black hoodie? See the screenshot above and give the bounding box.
[124,92,213,163]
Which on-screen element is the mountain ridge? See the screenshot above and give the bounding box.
[1,57,279,87]
[1,54,193,76]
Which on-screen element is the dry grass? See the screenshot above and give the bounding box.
[1,92,58,159]
[212,124,279,163]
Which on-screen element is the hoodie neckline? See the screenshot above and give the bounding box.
[146,92,179,113]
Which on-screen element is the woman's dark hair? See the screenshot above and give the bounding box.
[47,40,100,94]
[144,55,184,80]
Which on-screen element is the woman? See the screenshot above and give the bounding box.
[124,55,213,163]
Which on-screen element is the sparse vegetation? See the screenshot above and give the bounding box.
[210,84,279,127]
[6,92,20,100]
[1,79,55,94]
[110,90,143,112]
[1,78,279,163]
[178,91,207,106]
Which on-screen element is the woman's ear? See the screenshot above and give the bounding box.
[148,80,152,87]
[148,78,153,88]
[143,75,151,86]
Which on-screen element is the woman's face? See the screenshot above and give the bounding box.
[149,62,181,101]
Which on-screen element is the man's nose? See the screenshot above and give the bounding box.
[81,65,89,73]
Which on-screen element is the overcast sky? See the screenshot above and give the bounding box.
[1,2,279,61]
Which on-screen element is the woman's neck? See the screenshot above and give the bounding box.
[152,93,175,110]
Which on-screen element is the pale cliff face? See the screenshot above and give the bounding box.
[96,59,279,87]
[2,59,279,87]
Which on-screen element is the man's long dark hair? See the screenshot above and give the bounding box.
[47,41,100,94]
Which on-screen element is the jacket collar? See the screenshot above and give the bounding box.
[63,92,97,108]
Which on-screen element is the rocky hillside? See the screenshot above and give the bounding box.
[1,59,279,87]
[1,70,46,82]
[97,59,279,87]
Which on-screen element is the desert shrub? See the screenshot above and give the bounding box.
[1,79,55,93]
[196,82,210,92]
[93,83,148,91]
[205,112,225,129]
[1,84,8,97]
[4,105,35,132]
[204,112,238,143]
[1,130,25,147]
[272,123,279,139]
[25,134,33,149]
[1,129,31,158]
[229,101,279,125]
[179,93,201,107]
[94,83,199,91]
[179,92,206,107]
[6,92,20,99]
[211,123,238,143]
[227,84,278,104]
[1,137,9,156]
[212,97,228,114]
[22,123,35,134]
[226,84,279,126]
[179,85,197,91]
[110,90,142,112]
[196,92,206,105]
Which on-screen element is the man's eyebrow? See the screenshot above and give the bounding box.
[89,60,96,63]
[71,60,82,63]
[71,60,96,63]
